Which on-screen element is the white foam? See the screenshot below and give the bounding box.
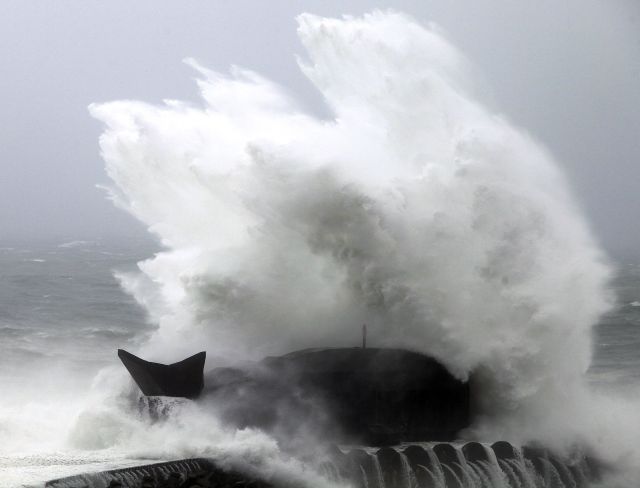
[57,240,94,249]
[92,8,612,442]
[7,9,632,486]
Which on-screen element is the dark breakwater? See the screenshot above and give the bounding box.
[45,459,270,488]
[45,441,597,488]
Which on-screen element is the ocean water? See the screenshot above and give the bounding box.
[0,241,154,397]
[3,10,640,488]
[590,260,640,389]
[0,241,153,393]
[0,241,347,488]
[0,240,639,487]
[0,241,157,486]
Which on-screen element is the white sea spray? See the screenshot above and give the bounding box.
[75,10,640,486]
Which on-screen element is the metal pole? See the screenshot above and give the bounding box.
[362,323,367,349]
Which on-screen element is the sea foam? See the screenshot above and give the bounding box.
[84,10,640,486]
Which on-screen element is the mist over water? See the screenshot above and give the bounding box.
[3,10,640,488]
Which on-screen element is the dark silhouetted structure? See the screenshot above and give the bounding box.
[119,347,469,444]
[118,349,205,399]
[47,349,598,487]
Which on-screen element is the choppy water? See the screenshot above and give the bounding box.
[590,260,640,388]
[0,241,156,486]
[0,241,153,399]
[2,10,639,488]
[0,240,639,486]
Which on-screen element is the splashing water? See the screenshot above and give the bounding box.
[333,443,593,488]
[37,8,640,487]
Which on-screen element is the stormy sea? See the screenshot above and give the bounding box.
[1,11,639,488]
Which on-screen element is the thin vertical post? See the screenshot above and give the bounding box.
[362,323,367,349]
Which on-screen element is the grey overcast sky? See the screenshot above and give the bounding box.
[0,1,639,257]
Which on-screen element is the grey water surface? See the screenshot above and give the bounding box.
[2,241,640,395]
[0,240,154,401]
[0,240,639,487]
